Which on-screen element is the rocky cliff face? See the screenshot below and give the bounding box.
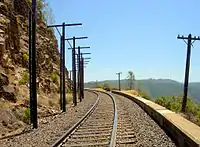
[0,0,66,99]
[0,0,69,137]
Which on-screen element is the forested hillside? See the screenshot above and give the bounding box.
[85,79,200,102]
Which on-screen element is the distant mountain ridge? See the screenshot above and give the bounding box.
[85,79,200,103]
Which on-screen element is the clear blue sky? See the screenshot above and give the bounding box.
[47,0,200,82]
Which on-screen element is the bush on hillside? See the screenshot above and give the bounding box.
[50,73,58,84]
[139,91,151,100]
[103,82,111,91]
[23,53,29,63]
[155,95,200,125]
[19,72,29,85]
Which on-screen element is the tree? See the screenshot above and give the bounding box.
[27,0,55,25]
[127,71,135,90]
[103,81,111,91]
[43,1,55,25]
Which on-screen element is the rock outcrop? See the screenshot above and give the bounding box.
[0,0,71,137]
[0,72,16,102]
[0,0,69,102]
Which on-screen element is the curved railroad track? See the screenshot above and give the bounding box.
[52,90,176,147]
[52,90,117,147]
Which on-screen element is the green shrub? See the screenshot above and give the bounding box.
[23,53,29,62]
[155,96,181,111]
[24,108,30,124]
[103,82,111,91]
[19,72,29,85]
[195,110,200,125]
[155,95,200,125]
[50,73,58,84]
[139,91,151,100]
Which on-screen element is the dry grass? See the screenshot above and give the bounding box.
[122,90,140,96]
[38,93,60,109]
[93,88,106,92]
[66,93,73,104]
[0,100,12,109]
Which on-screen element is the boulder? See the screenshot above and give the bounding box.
[1,85,16,103]
[0,72,9,86]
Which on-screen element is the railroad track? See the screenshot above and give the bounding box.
[52,90,117,147]
[52,90,174,147]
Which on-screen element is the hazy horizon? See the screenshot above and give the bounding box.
[85,78,200,84]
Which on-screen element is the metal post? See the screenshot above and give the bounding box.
[182,34,192,112]
[80,53,83,99]
[116,72,122,91]
[60,36,63,110]
[119,74,121,91]
[72,37,77,105]
[62,23,66,112]
[28,10,33,124]
[31,0,37,128]
[79,55,82,99]
[78,47,81,102]
[82,57,85,99]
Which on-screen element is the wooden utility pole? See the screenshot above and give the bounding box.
[66,37,88,106]
[30,0,37,129]
[116,72,122,91]
[48,24,82,111]
[177,34,200,112]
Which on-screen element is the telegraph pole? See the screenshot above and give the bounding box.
[61,23,66,112]
[80,56,83,99]
[59,36,63,110]
[47,23,82,111]
[71,48,90,101]
[80,54,91,99]
[81,55,85,98]
[28,10,32,124]
[66,37,88,106]
[77,47,81,102]
[177,34,200,112]
[72,37,76,105]
[30,0,37,129]
[116,72,122,91]
[76,54,90,100]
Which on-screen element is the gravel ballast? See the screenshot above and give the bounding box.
[113,93,177,147]
[62,92,114,146]
[0,91,97,147]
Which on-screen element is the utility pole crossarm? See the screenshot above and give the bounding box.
[76,53,91,55]
[83,58,91,60]
[66,37,88,40]
[177,34,200,40]
[81,53,91,55]
[47,23,82,28]
[68,47,90,50]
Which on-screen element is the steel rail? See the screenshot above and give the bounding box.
[93,90,117,147]
[52,90,100,147]
[108,92,117,147]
